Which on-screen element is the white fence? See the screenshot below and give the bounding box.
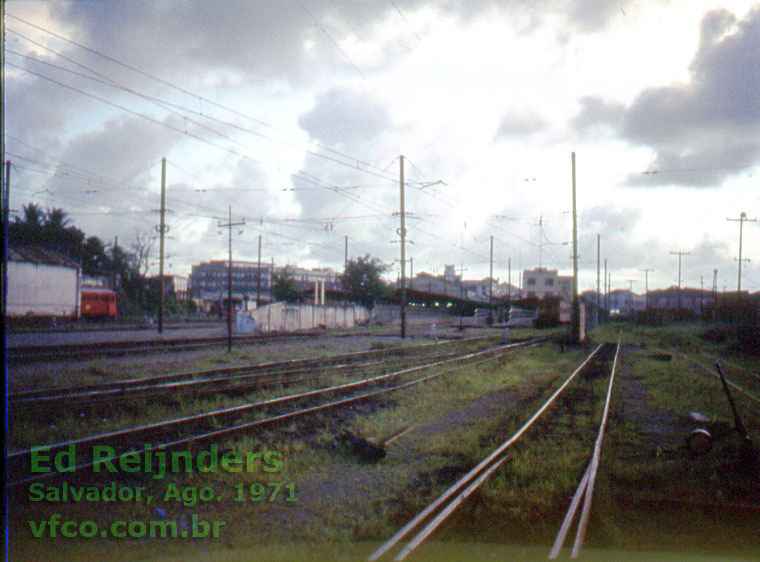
[246,302,370,333]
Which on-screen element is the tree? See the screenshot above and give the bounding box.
[342,255,389,308]
[272,267,300,303]
[130,229,154,277]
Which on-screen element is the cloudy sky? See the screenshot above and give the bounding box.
[5,0,760,292]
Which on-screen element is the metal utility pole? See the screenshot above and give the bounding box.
[489,235,494,322]
[570,152,580,343]
[344,234,349,303]
[3,160,10,330]
[595,234,600,327]
[604,259,608,313]
[625,279,636,316]
[508,258,512,304]
[410,257,414,281]
[670,250,689,309]
[639,268,653,310]
[399,155,407,339]
[158,157,167,333]
[218,206,245,353]
[712,268,718,326]
[700,275,704,314]
[256,235,262,308]
[727,212,756,293]
[607,272,611,311]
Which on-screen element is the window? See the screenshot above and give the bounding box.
[526,278,536,286]
[545,278,554,286]
[527,291,536,297]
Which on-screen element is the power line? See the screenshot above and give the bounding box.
[7,14,407,183]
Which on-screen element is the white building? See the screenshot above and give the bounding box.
[8,245,81,318]
[522,268,574,301]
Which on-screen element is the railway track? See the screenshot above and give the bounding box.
[7,327,459,363]
[9,336,510,412]
[8,337,543,487]
[676,351,760,408]
[367,339,621,561]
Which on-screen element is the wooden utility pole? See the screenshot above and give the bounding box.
[399,155,407,339]
[158,157,167,333]
[571,152,580,342]
[218,206,245,353]
[670,250,689,309]
[727,212,756,293]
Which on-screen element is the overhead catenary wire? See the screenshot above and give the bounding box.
[6,14,412,182]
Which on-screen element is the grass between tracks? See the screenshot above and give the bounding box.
[10,325,760,561]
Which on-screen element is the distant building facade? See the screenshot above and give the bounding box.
[647,287,715,314]
[522,268,573,301]
[188,260,340,310]
[7,245,81,318]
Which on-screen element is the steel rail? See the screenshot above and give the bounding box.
[367,343,604,561]
[548,334,622,559]
[8,341,534,487]
[393,455,511,561]
[679,352,760,407]
[9,339,539,464]
[8,328,469,363]
[10,344,498,414]
[11,344,485,408]
[10,335,496,399]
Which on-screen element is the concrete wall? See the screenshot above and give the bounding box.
[247,302,370,333]
[371,303,450,326]
[8,261,79,317]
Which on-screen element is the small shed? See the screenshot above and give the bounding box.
[7,245,81,318]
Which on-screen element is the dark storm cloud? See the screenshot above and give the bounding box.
[43,0,628,87]
[5,70,96,151]
[55,116,183,187]
[573,7,760,187]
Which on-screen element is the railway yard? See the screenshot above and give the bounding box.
[7,324,760,561]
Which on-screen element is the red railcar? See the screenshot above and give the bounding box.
[80,288,117,319]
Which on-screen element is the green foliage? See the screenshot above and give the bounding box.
[9,202,157,315]
[342,254,389,308]
[272,267,301,303]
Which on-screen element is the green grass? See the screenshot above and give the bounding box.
[8,329,759,562]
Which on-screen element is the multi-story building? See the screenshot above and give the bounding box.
[189,260,273,310]
[147,274,189,301]
[522,268,571,300]
[188,260,341,310]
